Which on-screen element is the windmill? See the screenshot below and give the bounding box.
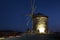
[26,0,48,34]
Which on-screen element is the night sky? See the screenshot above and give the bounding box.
[0,0,60,32]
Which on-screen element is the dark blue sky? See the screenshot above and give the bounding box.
[0,0,60,32]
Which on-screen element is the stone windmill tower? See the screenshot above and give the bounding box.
[32,13,48,34]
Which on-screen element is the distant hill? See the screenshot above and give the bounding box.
[0,30,24,37]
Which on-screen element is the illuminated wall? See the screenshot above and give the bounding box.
[36,17,48,33]
[32,13,48,34]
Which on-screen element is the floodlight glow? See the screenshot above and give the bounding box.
[39,27,45,33]
[37,24,46,33]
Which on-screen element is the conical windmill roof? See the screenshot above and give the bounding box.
[33,12,48,18]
